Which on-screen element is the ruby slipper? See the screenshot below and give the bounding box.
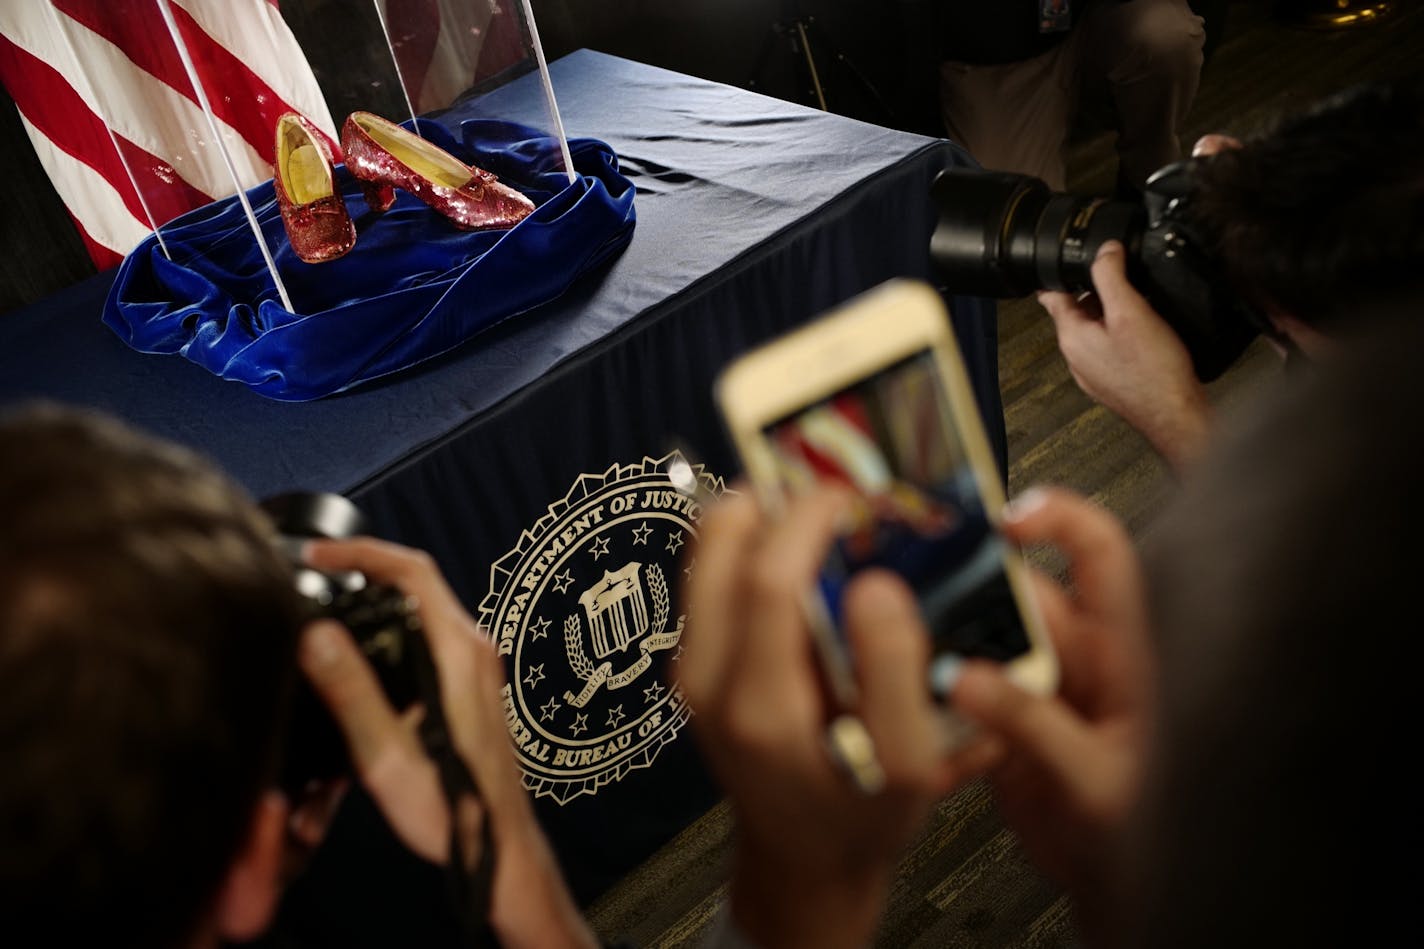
[273,112,357,264]
[340,111,535,231]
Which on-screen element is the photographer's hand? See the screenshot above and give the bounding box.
[1037,241,1212,472]
[948,487,1152,941]
[1191,133,1242,158]
[680,489,995,949]
[299,538,596,949]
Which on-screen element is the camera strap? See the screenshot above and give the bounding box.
[406,622,501,948]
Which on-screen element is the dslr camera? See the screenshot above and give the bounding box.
[261,491,424,793]
[930,160,1269,381]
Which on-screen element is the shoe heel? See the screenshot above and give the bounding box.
[359,178,396,213]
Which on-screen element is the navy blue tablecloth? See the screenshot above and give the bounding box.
[0,49,1000,944]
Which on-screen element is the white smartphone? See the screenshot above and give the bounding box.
[715,279,1057,748]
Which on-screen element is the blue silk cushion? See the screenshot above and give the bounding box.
[103,119,635,401]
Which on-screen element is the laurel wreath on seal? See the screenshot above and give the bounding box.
[564,563,671,681]
[563,613,595,681]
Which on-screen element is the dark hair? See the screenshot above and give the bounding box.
[1190,73,1424,331]
[1119,310,1424,946]
[0,405,302,948]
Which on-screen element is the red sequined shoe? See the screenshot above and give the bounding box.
[340,111,535,231]
[273,112,357,264]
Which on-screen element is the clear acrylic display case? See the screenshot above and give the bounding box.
[49,0,573,314]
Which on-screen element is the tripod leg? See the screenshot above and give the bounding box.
[802,17,897,125]
[792,19,829,110]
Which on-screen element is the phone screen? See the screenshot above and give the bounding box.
[763,349,1031,695]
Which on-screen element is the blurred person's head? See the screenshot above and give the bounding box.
[1117,305,1422,947]
[0,404,303,948]
[1189,73,1424,354]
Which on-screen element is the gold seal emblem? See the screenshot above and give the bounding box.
[478,452,726,804]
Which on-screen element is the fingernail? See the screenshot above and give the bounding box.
[1096,240,1123,259]
[301,621,343,670]
[1003,487,1049,522]
[930,653,965,696]
[1192,134,1234,157]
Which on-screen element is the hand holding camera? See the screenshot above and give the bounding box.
[298,536,594,949]
[1036,241,1214,470]
[930,136,1263,471]
[931,155,1270,382]
[262,493,595,949]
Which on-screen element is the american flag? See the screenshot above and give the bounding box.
[0,0,335,269]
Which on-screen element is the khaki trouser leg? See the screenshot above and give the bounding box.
[1078,0,1206,185]
[938,43,1077,190]
[938,0,1204,190]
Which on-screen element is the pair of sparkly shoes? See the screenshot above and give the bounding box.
[273,111,536,264]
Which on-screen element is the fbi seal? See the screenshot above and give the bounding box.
[478,452,727,804]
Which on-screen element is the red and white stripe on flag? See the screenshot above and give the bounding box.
[0,0,335,270]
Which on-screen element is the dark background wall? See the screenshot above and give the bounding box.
[534,1,939,126]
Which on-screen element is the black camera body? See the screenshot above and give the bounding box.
[930,160,1267,382]
[261,491,423,793]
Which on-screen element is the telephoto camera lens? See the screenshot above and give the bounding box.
[929,168,1144,299]
[928,163,1264,382]
[260,491,424,794]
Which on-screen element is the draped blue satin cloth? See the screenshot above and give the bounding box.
[102,119,636,401]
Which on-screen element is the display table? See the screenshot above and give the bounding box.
[0,49,999,944]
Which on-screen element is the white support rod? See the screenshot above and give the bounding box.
[153,0,293,312]
[518,0,577,184]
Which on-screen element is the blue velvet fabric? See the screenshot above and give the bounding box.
[102,119,635,401]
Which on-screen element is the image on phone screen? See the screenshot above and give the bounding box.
[763,350,1031,696]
